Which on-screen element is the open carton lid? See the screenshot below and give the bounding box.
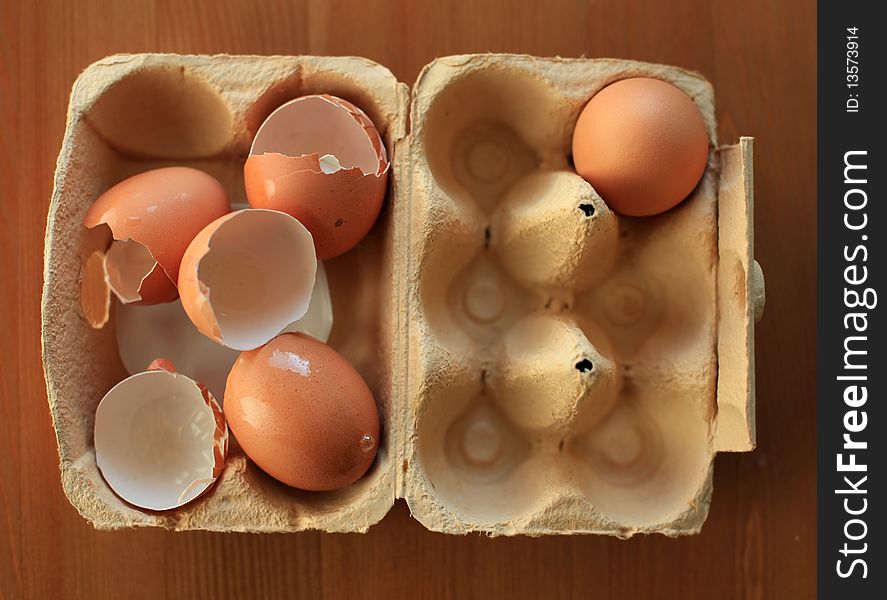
[714,137,763,452]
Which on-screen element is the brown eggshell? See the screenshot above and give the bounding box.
[572,77,709,217]
[130,262,179,303]
[93,362,228,511]
[245,94,389,260]
[244,153,388,260]
[224,332,380,491]
[83,166,230,302]
[104,239,179,305]
[178,209,318,351]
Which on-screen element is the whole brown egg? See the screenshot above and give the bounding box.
[224,332,380,491]
[572,77,710,217]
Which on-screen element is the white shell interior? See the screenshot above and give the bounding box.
[197,209,317,350]
[249,95,382,174]
[94,370,221,511]
[105,238,162,303]
[116,263,333,400]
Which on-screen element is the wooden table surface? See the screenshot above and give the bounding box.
[0,1,816,598]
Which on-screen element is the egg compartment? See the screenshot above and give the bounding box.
[44,53,760,536]
[400,55,758,536]
[43,54,409,531]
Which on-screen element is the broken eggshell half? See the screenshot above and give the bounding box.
[244,94,389,260]
[116,262,334,401]
[178,208,318,351]
[93,360,228,511]
[82,167,231,305]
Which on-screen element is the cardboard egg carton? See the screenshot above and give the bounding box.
[42,53,762,536]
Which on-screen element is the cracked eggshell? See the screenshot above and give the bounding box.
[104,238,179,304]
[244,94,389,260]
[116,262,333,400]
[83,166,231,304]
[178,208,318,351]
[93,361,228,511]
[224,332,380,491]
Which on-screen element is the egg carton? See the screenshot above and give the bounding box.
[42,53,763,536]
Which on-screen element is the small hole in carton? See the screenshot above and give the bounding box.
[490,170,619,292]
[489,314,619,433]
[575,358,594,373]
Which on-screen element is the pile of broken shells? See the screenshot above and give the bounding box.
[81,91,389,511]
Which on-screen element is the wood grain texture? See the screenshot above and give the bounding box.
[0,0,815,598]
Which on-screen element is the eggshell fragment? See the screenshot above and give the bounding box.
[244,95,389,260]
[224,332,380,491]
[94,364,228,511]
[83,167,230,304]
[104,239,178,304]
[178,209,317,351]
[79,250,111,328]
[117,262,333,400]
[279,261,333,342]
